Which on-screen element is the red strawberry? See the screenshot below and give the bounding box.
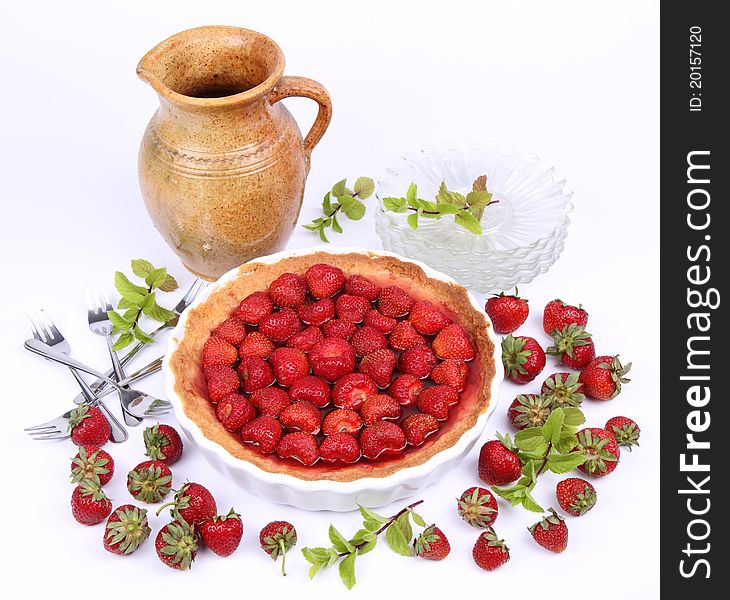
[605,416,641,449]
[241,416,283,453]
[71,446,114,486]
[351,325,388,356]
[478,440,521,486]
[234,291,273,325]
[237,356,275,392]
[200,508,243,557]
[127,460,173,504]
[543,299,588,335]
[414,525,451,560]
[321,318,357,340]
[378,285,414,317]
[71,480,112,525]
[363,309,397,334]
[296,298,335,326]
[143,423,184,465]
[332,373,379,410]
[158,482,217,525]
[501,335,546,383]
[305,263,345,298]
[103,504,151,555]
[547,324,595,369]
[269,272,307,308]
[202,335,238,369]
[507,394,552,430]
[555,477,597,516]
[541,372,585,409]
[485,290,529,334]
[258,307,301,342]
[575,427,620,477]
[432,324,476,361]
[322,409,364,435]
[472,528,510,570]
[415,385,459,421]
[309,337,357,382]
[270,347,310,388]
[260,521,297,576]
[529,508,568,553]
[155,519,198,570]
[319,432,361,463]
[345,275,381,301]
[457,487,498,528]
[335,294,371,323]
[289,375,331,408]
[68,405,111,447]
[360,394,401,425]
[398,345,437,379]
[388,374,424,406]
[239,331,275,359]
[580,355,632,400]
[250,387,291,417]
[216,393,257,431]
[388,321,425,351]
[204,365,240,402]
[286,325,324,353]
[213,316,247,346]
[276,431,319,465]
[409,300,450,335]
[430,360,469,391]
[401,413,439,446]
[360,421,407,459]
[359,348,398,388]
[279,401,322,435]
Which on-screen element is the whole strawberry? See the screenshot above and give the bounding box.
[457,487,498,528]
[103,504,151,555]
[541,372,585,409]
[127,460,173,503]
[68,405,111,447]
[71,479,112,525]
[575,427,620,477]
[543,299,588,335]
[605,416,641,449]
[529,508,568,552]
[472,527,510,570]
[71,446,114,486]
[546,324,595,370]
[200,508,243,557]
[579,355,632,400]
[555,478,597,517]
[155,519,198,570]
[414,525,451,560]
[260,521,297,576]
[157,482,217,525]
[507,394,552,430]
[143,423,184,465]
[485,290,529,334]
[501,335,546,383]
[478,439,521,486]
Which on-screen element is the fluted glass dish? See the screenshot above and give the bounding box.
[374,141,573,293]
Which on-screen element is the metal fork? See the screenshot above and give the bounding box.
[25,311,128,442]
[86,284,143,427]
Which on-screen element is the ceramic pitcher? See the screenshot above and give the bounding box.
[137,26,332,280]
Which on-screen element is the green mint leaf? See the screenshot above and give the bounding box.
[357,538,378,555]
[114,272,148,305]
[492,483,526,505]
[434,203,459,215]
[145,267,168,290]
[385,521,412,556]
[466,190,493,220]
[407,212,419,230]
[349,529,373,546]
[359,505,388,525]
[116,297,132,310]
[318,225,330,243]
[329,525,355,554]
[542,407,565,445]
[395,512,413,542]
[412,198,439,212]
[132,325,155,344]
[302,222,322,231]
[454,210,483,235]
[382,196,408,213]
[436,181,467,207]
[158,274,178,293]
[331,179,349,197]
[322,192,334,215]
[131,259,154,278]
[142,296,176,323]
[555,429,579,453]
[515,427,547,452]
[107,310,132,330]
[521,489,545,513]
[405,182,417,205]
[562,407,586,427]
[410,509,427,528]
[122,307,138,323]
[112,331,134,351]
[353,176,375,199]
[302,547,330,565]
[339,197,366,220]
[339,552,357,589]
[331,213,343,233]
[547,452,587,474]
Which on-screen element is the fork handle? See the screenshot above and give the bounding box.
[25,339,122,387]
[68,368,129,443]
[104,335,143,427]
[72,356,163,404]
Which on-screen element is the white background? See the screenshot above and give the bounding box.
[0,1,659,597]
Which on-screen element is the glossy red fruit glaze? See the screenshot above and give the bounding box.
[237,356,275,392]
[213,316,247,346]
[360,421,407,460]
[360,394,401,425]
[296,298,335,326]
[258,307,301,343]
[279,401,322,435]
[276,432,319,466]
[234,291,273,325]
[239,331,275,359]
[286,325,324,353]
[288,375,331,408]
[432,324,476,361]
[216,393,257,432]
[359,348,398,388]
[345,274,381,301]
[388,374,424,406]
[543,299,588,335]
[270,347,310,388]
[322,409,363,435]
[378,285,414,317]
[485,292,529,334]
[430,359,469,391]
[305,263,345,298]
[204,365,240,402]
[401,413,439,446]
[335,294,371,323]
[388,321,425,351]
[408,300,450,335]
[363,309,397,334]
[240,416,283,454]
[398,345,438,379]
[478,440,522,486]
[309,337,357,382]
[351,325,389,356]
[250,387,291,418]
[321,319,357,340]
[268,272,307,308]
[332,373,379,410]
[319,432,361,463]
[202,336,238,368]
[415,385,459,421]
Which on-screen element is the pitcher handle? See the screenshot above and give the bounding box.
[269,76,333,174]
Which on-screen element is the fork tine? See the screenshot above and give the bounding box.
[101,286,114,312]
[39,310,62,340]
[24,424,58,432]
[31,433,69,441]
[28,314,43,342]
[27,427,63,435]
[85,284,101,317]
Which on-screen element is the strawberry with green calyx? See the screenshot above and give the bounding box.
[472,527,510,570]
[478,438,521,486]
[529,508,568,553]
[260,521,297,576]
[579,355,632,400]
[127,460,173,503]
[71,446,114,486]
[605,416,641,449]
[71,479,112,525]
[414,525,450,560]
[68,405,111,447]
[575,427,620,477]
[507,394,552,430]
[556,478,597,517]
[143,423,183,465]
[103,504,151,555]
[155,518,198,570]
[546,323,595,370]
[457,487,498,528]
[541,372,585,409]
[156,482,217,525]
[543,299,588,336]
[501,335,546,383]
[485,289,529,334]
[200,508,243,557]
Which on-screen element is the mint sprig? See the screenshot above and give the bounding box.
[492,407,588,512]
[302,176,375,242]
[107,259,179,351]
[302,500,429,589]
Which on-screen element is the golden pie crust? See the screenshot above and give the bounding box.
[168,251,496,482]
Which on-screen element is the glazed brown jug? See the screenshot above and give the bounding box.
[137,26,332,280]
